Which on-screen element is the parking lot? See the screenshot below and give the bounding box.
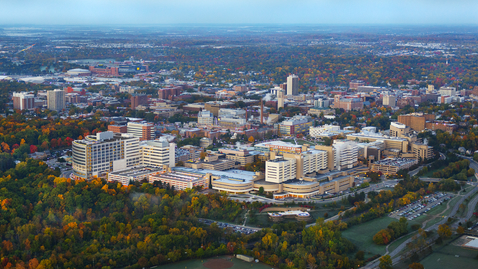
[389,192,453,221]
[198,219,260,234]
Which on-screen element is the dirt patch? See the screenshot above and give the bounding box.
[202,259,234,269]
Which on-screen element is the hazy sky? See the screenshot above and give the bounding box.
[1,0,477,25]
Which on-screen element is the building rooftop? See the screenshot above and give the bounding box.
[374,158,416,166]
[109,166,163,178]
[173,167,256,184]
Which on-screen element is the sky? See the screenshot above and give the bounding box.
[1,0,477,25]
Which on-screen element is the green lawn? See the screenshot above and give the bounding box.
[159,257,274,269]
[341,217,396,257]
[420,240,478,269]
[387,232,416,255]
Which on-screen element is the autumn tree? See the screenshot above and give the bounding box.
[248,136,255,143]
[438,224,452,238]
[379,255,393,269]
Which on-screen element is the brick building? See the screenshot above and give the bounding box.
[131,95,148,110]
[89,65,119,76]
[158,87,182,100]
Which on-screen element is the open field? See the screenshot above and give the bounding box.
[419,238,478,269]
[342,217,396,257]
[158,256,274,269]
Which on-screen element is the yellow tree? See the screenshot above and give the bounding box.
[248,136,255,143]
[438,224,452,238]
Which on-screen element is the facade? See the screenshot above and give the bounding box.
[370,158,418,175]
[411,142,434,160]
[127,122,155,141]
[266,158,297,183]
[333,140,359,170]
[140,140,176,168]
[72,132,141,180]
[349,80,365,90]
[198,110,214,126]
[314,98,330,108]
[119,85,141,93]
[158,87,182,100]
[287,74,299,96]
[47,89,66,111]
[397,113,435,132]
[333,96,363,111]
[427,85,435,94]
[277,88,285,110]
[89,65,119,76]
[131,94,148,110]
[438,86,456,97]
[383,95,396,107]
[149,170,209,190]
[346,132,409,152]
[390,122,411,137]
[108,125,128,134]
[12,92,34,110]
[108,166,163,186]
[219,148,255,166]
[279,115,313,136]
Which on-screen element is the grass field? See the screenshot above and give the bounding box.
[387,232,416,255]
[420,240,478,269]
[159,256,274,269]
[341,217,396,257]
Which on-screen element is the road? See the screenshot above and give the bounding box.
[364,186,478,268]
[409,153,446,177]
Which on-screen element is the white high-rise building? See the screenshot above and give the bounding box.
[333,140,358,170]
[127,122,155,141]
[383,95,396,107]
[301,150,328,175]
[277,88,285,110]
[287,74,299,96]
[47,89,65,111]
[266,157,297,183]
[72,132,141,180]
[140,140,176,168]
[198,110,214,126]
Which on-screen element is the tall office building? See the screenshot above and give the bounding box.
[198,110,214,126]
[333,140,358,170]
[383,95,396,107]
[47,89,65,111]
[12,92,35,110]
[266,157,297,183]
[287,74,299,96]
[127,122,155,141]
[427,85,434,94]
[277,88,285,110]
[130,94,148,109]
[140,140,176,168]
[72,132,141,180]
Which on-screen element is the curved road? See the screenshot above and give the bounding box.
[365,186,478,268]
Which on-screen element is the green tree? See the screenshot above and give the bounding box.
[379,255,393,269]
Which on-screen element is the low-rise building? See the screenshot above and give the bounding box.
[370,158,418,175]
[108,166,163,186]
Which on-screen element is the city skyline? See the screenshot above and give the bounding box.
[1,0,478,25]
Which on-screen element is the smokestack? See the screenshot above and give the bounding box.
[261,99,264,124]
[245,108,248,120]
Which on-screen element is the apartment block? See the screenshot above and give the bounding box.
[127,122,155,141]
[12,92,35,110]
[47,89,65,111]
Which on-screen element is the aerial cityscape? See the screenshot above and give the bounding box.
[1,1,478,269]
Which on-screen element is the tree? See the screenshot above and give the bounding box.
[373,229,392,245]
[355,250,365,260]
[438,224,452,238]
[408,262,424,269]
[258,186,264,195]
[379,255,393,269]
[457,226,465,234]
[200,152,207,160]
[30,145,38,154]
[248,136,255,143]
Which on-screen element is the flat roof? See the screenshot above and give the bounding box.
[173,167,256,183]
[109,166,162,177]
